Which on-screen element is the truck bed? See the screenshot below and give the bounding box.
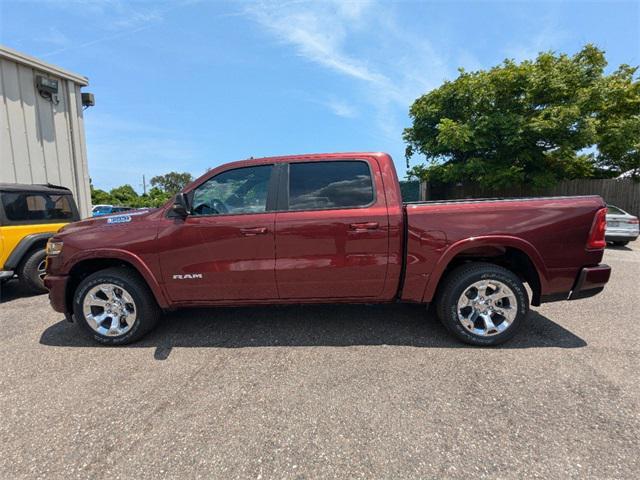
[404,194,600,206]
[401,195,606,304]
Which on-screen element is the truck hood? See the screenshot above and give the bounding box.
[57,208,158,236]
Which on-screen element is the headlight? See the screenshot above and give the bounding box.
[46,240,63,256]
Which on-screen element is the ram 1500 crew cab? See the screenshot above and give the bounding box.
[44,153,611,346]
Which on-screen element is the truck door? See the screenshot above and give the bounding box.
[275,159,390,299]
[157,164,278,302]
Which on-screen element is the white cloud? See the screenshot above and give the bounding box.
[109,9,164,30]
[323,97,358,118]
[243,0,456,147]
[246,0,388,86]
[87,112,173,135]
[504,17,569,62]
[85,112,202,191]
[38,0,197,57]
[39,0,165,29]
[37,27,71,48]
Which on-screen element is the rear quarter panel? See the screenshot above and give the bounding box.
[402,196,606,302]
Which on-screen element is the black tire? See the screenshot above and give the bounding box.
[436,262,529,346]
[613,241,629,246]
[72,267,160,345]
[18,248,48,294]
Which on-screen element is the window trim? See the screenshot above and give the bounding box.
[186,164,278,219]
[282,159,377,213]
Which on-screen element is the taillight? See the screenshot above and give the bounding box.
[628,218,639,225]
[587,208,607,249]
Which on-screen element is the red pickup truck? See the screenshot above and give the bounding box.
[44,153,611,346]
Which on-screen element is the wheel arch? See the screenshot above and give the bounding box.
[4,233,53,270]
[423,236,548,306]
[64,251,169,314]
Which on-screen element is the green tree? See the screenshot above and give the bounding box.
[91,186,112,205]
[109,185,139,206]
[90,170,194,210]
[596,65,640,178]
[404,45,640,188]
[140,187,172,207]
[150,172,193,195]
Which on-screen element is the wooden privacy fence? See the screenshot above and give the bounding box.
[423,178,640,218]
[399,180,421,202]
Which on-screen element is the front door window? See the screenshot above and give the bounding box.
[191,165,272,216]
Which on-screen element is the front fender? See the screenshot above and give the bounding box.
[4,233,54,269]
[421,235,549,303]
[64,248,170,309]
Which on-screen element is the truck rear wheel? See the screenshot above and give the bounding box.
[72,267,160,345]
[18,248,48,294]
[436,262,529,346]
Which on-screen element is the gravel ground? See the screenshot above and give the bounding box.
[1,244,638,479]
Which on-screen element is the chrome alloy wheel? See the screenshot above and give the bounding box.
[82,283,137,337]
[37,259,47,281]
[456,280,518,337]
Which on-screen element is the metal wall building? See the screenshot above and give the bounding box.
[0,45,92,218]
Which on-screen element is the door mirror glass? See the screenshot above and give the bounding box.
[170,193,190,218]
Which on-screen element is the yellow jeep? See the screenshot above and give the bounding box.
[0,183,80,294]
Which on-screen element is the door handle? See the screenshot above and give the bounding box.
[240,227,268,236]
[349,222,379,231]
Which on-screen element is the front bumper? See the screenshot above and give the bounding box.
[43,274,69,313]
[568,264,611,300]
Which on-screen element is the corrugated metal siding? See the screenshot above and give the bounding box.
[0,52,92,218]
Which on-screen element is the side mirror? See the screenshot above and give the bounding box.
[170,193,190,218]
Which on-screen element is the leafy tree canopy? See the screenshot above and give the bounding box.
[90,171,195,209]
[109,184,139,205]
[404,45,640,188]
[91,187,111,206]
[150,172,194,195]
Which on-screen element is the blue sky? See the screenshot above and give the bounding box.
[2,0,638,191]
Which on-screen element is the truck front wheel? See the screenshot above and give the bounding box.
[436,262,529,346]
[73,267,160,345]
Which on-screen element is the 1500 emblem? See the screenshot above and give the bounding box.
[107,215,131,224]
[173,274,203,280]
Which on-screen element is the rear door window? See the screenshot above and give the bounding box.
[288,161,374,211]
[1,192,75,222]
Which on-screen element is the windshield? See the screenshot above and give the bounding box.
[92,206,112,214]
[606,206,626,215]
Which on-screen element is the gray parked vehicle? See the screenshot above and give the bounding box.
[606,205,639,246]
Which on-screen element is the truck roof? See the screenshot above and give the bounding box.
[252,151,387,161]
[213,152,388,169]
[0,183,73,194]
[193,152,391,189]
